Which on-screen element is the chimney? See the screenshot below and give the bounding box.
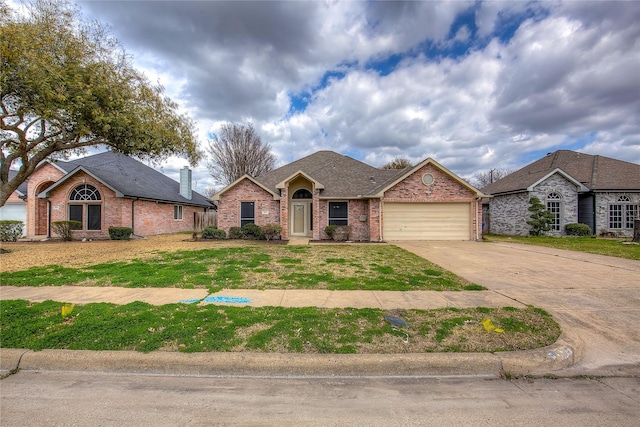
[179,167,192,200]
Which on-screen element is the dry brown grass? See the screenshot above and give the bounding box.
[0,233,244,272]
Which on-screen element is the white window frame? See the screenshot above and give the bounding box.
[328,201,348,226]
[174,205,183,220]
[546,193,562,232]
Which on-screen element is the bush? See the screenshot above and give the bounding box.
[228,227,244,240]
[526,197,554,236]
[324,225,338,239]
[565,223,592,236]
[51,220,82,241]
[242,223,265,240]
[108,226,132,240]
[333,225,352,241]
[0,220,24,242]
[262,223,282,241]
[201,226,226,240]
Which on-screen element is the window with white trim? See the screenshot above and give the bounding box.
[174,205,183,220]
[546,192,561,231]
[240,201,255,226]
[328,201,348,226]
[610,196,638,229]
[68,184,101,230]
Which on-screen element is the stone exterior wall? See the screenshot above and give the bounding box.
[489,192,530,236]
[530,173,579,236]
[216,178,280,233]
[595,192,640,237]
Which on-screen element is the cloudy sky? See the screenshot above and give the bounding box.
[73,0,640,191]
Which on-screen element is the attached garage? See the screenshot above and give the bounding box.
[383,202,471,241]
[0,203,27,236]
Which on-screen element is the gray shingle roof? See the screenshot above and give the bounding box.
[8,170,28,196]
[255,151,406,198]
[52,151,211,207]
[482,150,640,195]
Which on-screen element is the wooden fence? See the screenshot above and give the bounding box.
[194,211,217,231]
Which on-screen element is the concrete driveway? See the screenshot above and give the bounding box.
[394,241,640,376]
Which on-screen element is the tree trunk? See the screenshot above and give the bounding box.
[633,219,640,242]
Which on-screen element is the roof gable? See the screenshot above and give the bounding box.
[482,150,640,195]
[255,151,404,198]
[212,174,280,201]
[45,151,211,206]
[375,157,486,197]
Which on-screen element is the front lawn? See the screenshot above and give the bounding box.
[0,300,559,354]
[0,244,483,292]
[484,235,640,260]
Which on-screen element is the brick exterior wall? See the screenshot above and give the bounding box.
[531,174,579,236]
[23,164,206,239]
[217,162,482,241]
[216,178,280,234]
[382,163,482,240]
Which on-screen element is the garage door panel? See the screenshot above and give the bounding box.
[383,203,470,241]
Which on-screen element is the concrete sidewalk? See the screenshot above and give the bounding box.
[0,286,524,309]
[0,285,577,378]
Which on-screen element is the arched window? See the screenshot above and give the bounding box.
[70,184,101,201]
[610,195,637,229]
[546,192,562,231]
[292,189,312,199]
[68,184,102,230]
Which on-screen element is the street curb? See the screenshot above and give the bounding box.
[0,336,578,378]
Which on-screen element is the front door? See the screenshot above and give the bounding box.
[292,203,306,235]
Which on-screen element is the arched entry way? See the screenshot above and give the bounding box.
[34,181,55,235]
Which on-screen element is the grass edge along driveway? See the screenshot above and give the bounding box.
[0,243,485,292]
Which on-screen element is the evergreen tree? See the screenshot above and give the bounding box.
[526,197,555,236]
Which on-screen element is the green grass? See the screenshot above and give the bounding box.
[0,244,483,292]
[0,300,560,354]
[484,234,640,260]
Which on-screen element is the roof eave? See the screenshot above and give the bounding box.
[275,170,325,190]
[212,174,281,201]
[38,167,124,198]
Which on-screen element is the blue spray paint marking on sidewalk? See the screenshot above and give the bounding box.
[204,296,250,304]
[179,296,251,304]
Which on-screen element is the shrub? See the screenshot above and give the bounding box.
[242,223,265,240]
[51,220,82,241]
[108,226,133,240]
[0,220,24,242]
[332,225,352,241]
[262,223,282,241]
[324,225,338,239]
[228,227,244,240]
[565,223,592,236]
[526,197,554,236]
[201,226,226,240]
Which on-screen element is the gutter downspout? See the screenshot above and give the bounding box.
[46,200,51,238]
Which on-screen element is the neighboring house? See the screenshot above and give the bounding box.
[0,171,29,236]
[5,151,212,239]
[213,150,485,241]
[482,150,640,236]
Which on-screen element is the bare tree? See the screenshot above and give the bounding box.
[206,122,275,185]
[381,157,412,170]
[201,185,218,200]
[472,168,514,188]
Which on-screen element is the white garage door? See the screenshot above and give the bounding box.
[0,203,27,236]
[383,202,471,241]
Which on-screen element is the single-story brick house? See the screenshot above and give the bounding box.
[1,151,212,239]
[482,150,640,236]
[213,150,485,241]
